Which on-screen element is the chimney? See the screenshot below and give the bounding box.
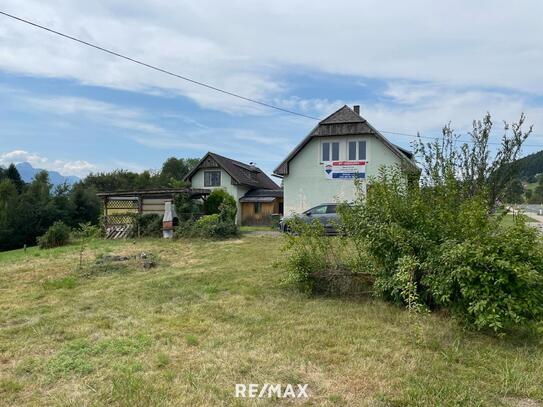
[353,105,360,115]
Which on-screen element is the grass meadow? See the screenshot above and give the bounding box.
[0,235,542,406]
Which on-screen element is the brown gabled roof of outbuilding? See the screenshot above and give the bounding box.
[243,188,283,198]
[185,152,279,189]
[273,105,418,177]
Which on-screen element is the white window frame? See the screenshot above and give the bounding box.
[347,139,367,161]
[321,141,340,162]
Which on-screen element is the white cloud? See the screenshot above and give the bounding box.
[1,0,542,117]
[0,150,98,177]
[20,94,171,136]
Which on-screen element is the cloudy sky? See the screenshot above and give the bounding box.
[0,0,542,177]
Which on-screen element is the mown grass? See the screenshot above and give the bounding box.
[0,236,542,406]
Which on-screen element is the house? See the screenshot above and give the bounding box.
[273,105,418,214]
[185,152,283,225]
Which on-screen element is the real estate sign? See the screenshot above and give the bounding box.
[324,160,366,180]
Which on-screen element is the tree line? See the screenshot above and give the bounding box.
[0,157,199,251]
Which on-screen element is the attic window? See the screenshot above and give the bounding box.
[322,142,339,162]
[348,140,367,160]
[204,170,221,187]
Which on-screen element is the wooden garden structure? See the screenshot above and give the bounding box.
[97,188,210,239]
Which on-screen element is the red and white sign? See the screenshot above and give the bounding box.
[324,160,366,179]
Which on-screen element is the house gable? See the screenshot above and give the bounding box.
[273,105,417,177]
[185,152,278,189]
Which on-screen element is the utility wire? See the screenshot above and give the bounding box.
[0,10,320,121]
[0,10,541,149]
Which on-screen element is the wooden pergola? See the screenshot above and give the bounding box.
[97,188,210,238]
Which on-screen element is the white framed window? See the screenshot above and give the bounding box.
[348,140,367,160]
[204,170,221,187]
[359,141,367,160]
[322,141,340,162]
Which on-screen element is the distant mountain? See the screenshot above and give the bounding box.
[14,162,80,186]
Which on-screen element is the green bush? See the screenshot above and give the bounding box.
[37,221,71,249]
[426,224,543,331]
[174,192,203,221]
[72,222,102,240]
[137,214,163,238]
[203,189,237,222]
[174,213,238,239]
[339,167,543,331]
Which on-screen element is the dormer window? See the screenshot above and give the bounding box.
[204,170,221,187]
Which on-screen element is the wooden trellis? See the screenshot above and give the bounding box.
[97,188,210,239]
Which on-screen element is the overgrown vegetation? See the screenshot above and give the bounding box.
[174,189,239,239]
[283,113,543,332]
[282,218,372,295]
[36,221,71,249]
[136,214,163,238]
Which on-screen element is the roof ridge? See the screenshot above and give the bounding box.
[319,105,365,124]
[210,151,260,172]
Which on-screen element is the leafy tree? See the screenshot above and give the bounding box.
[0,179,19,251]
[415,113,532,209]
[503,178,525,204]
[161,157,199,187]
[5,163,24,192]
[525,188,533,202]
[69,183,101,227]
[203,189,237,221]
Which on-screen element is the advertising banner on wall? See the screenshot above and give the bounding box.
[324,160,366,179]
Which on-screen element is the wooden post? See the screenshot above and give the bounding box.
[103,197,109,235]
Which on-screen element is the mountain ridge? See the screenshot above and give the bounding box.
[4,162,81,186]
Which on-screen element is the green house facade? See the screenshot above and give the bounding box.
[273,105,418,215]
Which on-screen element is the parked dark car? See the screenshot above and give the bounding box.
[279,203,340,235]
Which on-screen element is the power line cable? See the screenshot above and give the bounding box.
[0,10,320,121]
[0,10,541,149]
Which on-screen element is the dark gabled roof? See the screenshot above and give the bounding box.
[243,188,283,198]
[185,152,279,189]
[273,105,418,176]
